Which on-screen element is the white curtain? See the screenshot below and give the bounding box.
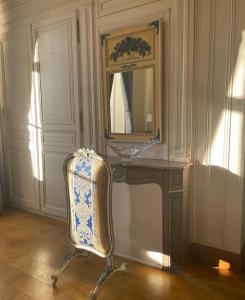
[110,73,132,133]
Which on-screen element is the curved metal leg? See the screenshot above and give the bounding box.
[51,248,89,288]
[90,256,127,300]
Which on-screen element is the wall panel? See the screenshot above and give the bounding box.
[41,151,68,218]
[33,10,81,218]
[37,21,74,125]
[7,144,39,209]
[0,26,40,210]
[2,33,31,124]
[0,3,81,219]
[192,0,245,253]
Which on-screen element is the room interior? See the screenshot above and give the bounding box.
[0,0,245,299]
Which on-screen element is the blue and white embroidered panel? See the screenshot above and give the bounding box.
[71,157,97,248]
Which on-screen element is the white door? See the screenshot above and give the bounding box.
[32,11,81,218]
[0,9,81,218]
[0,25,40,210]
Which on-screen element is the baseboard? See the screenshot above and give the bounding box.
[114,251,162,269]
[190,243,242,272]
[6,203,66,223]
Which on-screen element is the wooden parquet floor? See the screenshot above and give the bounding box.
[0,208,245,300]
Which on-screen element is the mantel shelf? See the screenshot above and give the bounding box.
[105,156,191,170]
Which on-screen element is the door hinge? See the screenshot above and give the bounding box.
[76,19,80,44]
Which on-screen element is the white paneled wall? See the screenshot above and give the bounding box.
[0,0,244,260]
[0,0,193,266]
[192,0,245,254]
[0,1,81,218]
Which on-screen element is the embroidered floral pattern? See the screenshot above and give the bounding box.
[70,157,96,247]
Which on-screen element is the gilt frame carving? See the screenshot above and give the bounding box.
[101,21,162,142]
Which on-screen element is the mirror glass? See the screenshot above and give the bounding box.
[108,67,154,134]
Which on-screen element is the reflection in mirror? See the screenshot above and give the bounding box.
[109,67,154,134]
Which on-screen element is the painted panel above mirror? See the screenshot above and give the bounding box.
[105,25,156,67]
[101,21,161,142]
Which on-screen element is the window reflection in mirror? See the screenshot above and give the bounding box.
[109,67,154,134]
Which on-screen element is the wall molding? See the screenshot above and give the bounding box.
[97,0,162,17]
[0,0,32,13]
[203,0,217,247]
[169,0,193,161]
[0,0,75,26]
[79,1,97,148]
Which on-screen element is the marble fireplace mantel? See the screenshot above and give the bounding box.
[106,156,191,271]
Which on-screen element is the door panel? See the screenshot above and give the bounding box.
[0,26,40,210]
[2,33,31,124]
[0,8,81,218]
[8,145,38,209]
[42,151,68,218]
[38,22,74,125]
[33,11,81,217]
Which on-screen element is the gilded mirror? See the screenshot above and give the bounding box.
[101,21,161,142]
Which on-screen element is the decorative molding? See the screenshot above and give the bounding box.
[97,0,161,17]
[6,128,30,145]
[43,131,75,147]
[0,0,32,13]
[222,0,234,252]
[203,0,217,246]
[100,32,110,46]
[0,1,75,27]
[104,134,160,160]
[169,0,192,161]
[73,147,103,161]
[79,2,97,148]
[148,20,160,34]
[109,36,152,62]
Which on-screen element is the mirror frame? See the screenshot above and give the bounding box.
[101,21,162,142]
